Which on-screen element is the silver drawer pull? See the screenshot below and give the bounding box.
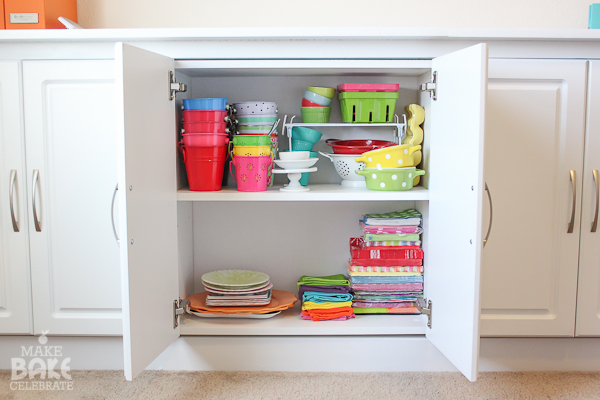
[10,170,19,232]
[483,182,493,247]
[568,170,576,234]
[592,170,599,233]
[111,184,120,245]
[32,169,42,232]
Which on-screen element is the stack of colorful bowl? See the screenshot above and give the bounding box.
[301,86,335,123]
[229,102,278,191]
[354,144,425,191]
[180,98,230,191]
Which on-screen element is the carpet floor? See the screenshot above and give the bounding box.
[1,371,600,399]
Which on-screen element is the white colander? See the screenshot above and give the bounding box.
[319,152,367,187]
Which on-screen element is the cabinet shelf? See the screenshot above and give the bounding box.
[177,185,429,202]
[180,307,427,336]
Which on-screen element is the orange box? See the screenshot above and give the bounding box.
[4,0,77,29]
[0,1,5,29]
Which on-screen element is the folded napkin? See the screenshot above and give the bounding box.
[300,312,355,321]
[350,275,423,284]
[365,241,421,247]
[352,301,416,308]
[298,284,352,300]
[302,291,353,303]
[301,301,352,310]
[363,209,422,226]
[301,306,355,321]
[360,222,423,234]
[364,233,421,242]
[351,283,424,291]
[297,274,350,289]
[352,306,420,314]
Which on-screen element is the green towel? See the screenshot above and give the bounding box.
[363,233,421,242]
[297,274,350,289]
[353,307,418,314]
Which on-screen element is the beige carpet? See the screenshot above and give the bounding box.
[1,371,600,399]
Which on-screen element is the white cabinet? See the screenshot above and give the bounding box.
[0,61,32,334]
[114,42,488,381]
[576,61,600,336]
[480,59,588,336]
[22,60,122,335]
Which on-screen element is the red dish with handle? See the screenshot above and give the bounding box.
[183,121,228,134]
[325,139,396,154]
[302,98,326,107]
[183,110,229,123]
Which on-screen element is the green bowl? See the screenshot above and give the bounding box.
[301,107,331,123]
[307,86,336,99]
[356,167,425,191]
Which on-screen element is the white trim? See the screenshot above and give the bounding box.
[1,28,600,42]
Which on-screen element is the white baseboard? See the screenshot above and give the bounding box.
[2,336,600,373]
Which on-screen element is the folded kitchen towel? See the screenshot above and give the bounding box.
[364,233,421,242]
[300,311,355,321]
[297,274,350,289]
[301,307,355,321]
[301,301,353,310]
[298,284,352,300]
[350,275,423,284]
[302,291,353,303]
[363,209,422,226]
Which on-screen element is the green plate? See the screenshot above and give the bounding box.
[201,269,270,288]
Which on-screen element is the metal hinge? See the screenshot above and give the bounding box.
[169,71,187,101]
[419,71,437,101]
[173,298,190,328]
[417,298,432,328]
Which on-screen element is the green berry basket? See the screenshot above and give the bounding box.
[339,92,399,123]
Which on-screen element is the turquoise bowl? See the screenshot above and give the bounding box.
[292,126,323,144]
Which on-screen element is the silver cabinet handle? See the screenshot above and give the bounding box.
[592,170,599,233]
[9,170,19,232]
[111,184,120,244]
[483,182,493,247]
[32,169,42,232]
[568,170,576,233]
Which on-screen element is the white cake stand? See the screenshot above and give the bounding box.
[271,167,317,192]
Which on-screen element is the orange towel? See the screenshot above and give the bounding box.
[301,306,355,321]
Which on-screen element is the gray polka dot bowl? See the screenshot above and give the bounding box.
[356,167,425,191]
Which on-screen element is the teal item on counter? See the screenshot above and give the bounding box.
[590,4,600,28]
[298,151,318,186]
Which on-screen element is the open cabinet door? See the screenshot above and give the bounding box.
[425,44,488,381]
[115,43,180,380]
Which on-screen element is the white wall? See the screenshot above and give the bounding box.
[77,0,592,30]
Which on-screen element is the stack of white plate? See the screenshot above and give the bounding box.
[201,269,272,306]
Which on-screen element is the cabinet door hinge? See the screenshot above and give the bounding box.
[169,71,187,101]
[417,298,432,328]
[173,298,190,328]
[419,71,437,101]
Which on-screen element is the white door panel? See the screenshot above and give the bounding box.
[576,61,600,336]
[426,43,488,382]
[0,61,32,334]
[23,60,121,335]
[481,59,587,336]
[115,43,179,381]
